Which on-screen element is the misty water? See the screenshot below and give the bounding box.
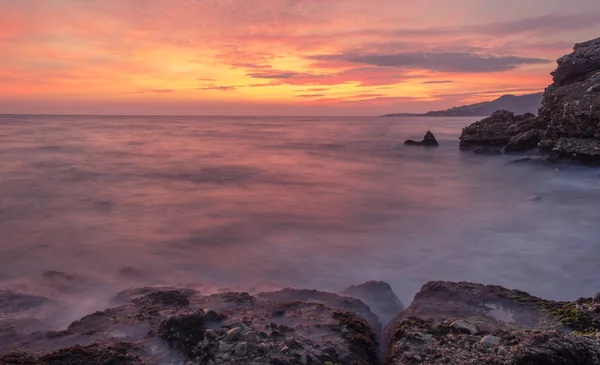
[1,114,600,329]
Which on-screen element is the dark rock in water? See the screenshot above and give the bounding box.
[505,129,544,152]
[404,130,439,147]
[459,110,516,148]
[341,281,404,325]
[156,310,218,361]
[551,138,600,163]
[133,289,191,307]
[385,281,600,365]
[422,130,439,146]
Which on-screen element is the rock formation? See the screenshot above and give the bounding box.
[1,281,600,365]
[404,131,440,146]
[459,37,600,163]
[384,281,600,365]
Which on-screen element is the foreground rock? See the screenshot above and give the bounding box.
[0,287,380,365]
[385,281,600,364]
[404,131,439,146]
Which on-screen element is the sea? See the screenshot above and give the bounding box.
[1,114,600,329]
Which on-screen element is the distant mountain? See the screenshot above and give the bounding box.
[381,92,543,117]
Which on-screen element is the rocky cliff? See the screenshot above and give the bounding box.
[1,279,599,365]
[459,37,600,163]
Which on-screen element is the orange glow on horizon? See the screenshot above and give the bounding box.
[1,0,599,115]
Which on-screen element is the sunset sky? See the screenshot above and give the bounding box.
[1,0,599,116]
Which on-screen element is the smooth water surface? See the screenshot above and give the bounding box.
[1,114,599,311]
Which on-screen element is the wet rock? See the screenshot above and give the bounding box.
[480,335,501,347]
[404,130,440,147]
[505,129,544,152]
[450,320,478,335]
[204,328,218,340]
[0,291,51,312]
[550,137,600,163]
[459,110,515,148]
[156,310,214,359]
[594,292,600,303]
[133,290,190,308]
[225,327,243,342]
[341,280,404,325]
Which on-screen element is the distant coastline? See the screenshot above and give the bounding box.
[381,92,543,117]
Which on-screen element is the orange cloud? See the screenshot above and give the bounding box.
[1,0,599,115]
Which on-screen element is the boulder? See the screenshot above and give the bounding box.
[404,130,439,146]
[459,110,516,148]
[384,281,600,365]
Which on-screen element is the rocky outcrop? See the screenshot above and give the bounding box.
[385,281,600,365]
[0,287,380,365]
[404,131,439,146]
[538,37,600,161]
[460,37,600,162]
[459,110,524,148]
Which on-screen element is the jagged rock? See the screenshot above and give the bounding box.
[0,343,144,365]
[0,287,380,365]
[551,137,600,162]
[404,130,439,146]
[385,281,600,365]
[459,110,515,148]
[552,37,600,86]
[538,37,600,161]
[505,129,545,152]
[341,281,404,325]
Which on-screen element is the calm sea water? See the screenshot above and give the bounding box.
[1,114,600,316]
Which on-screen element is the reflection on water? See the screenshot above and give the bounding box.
[1,114,600,307]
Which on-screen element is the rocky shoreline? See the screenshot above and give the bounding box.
[458,37,600,164]
[1,280,599,364]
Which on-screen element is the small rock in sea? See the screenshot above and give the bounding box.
[450,320,478,334]
[225,327,243,342]
[234,342,248,357]
[528,196,543,202]
[480,335,501,347]
[245,331,259,343]
[404,130,440,147]
[205,329,218,340]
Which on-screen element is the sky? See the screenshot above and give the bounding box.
[1,0,599,116]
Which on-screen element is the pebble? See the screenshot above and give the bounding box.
[281,346,289,353]
[225,327,243,342]
[450,320,478,335]
[234,342,248,357]
[480,335,502,347]
[300,352,308,365]
[464,341,471,349]
[245,331,259,343]
[205,329,218,340]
